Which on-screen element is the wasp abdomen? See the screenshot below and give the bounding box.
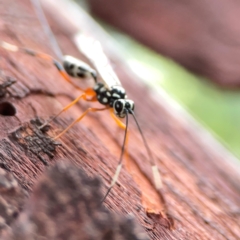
[63,55,97,81]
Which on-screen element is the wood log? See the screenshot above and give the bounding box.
[0,0,239,239]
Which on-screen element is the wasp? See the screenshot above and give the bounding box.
[0,0,162,203]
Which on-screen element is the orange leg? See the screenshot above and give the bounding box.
[0,41,83,91]
[0,41,99,123]
[101,109,130,203]
[109,108,129,158]
[109,108,130,165]
[54,107,109,140]
[109,108,126,129]
[40,90,97,129]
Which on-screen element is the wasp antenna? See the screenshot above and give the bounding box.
[129,109,162,191]
[30,0,63,59]
[101,111,129,203]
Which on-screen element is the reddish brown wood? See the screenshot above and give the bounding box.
[3,162,149,240]
[0,0,239,239]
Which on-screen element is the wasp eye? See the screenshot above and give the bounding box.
[125,100,134,112]
[113,99,126,118]
[115,100,124,112]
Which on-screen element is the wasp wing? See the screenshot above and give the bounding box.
[74,33,122,88]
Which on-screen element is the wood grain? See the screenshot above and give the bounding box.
[0,0,239,239]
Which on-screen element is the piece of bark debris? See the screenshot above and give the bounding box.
[9,118,61,165]
[0,168,27,236]
[146,209,174,230]
[4,161,149,240]
[0,72,16,98]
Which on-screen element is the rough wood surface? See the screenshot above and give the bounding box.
[2,162,149,240]
[0,0,239,239]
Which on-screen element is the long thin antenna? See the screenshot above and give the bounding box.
[30,0,63,59]
[101,111,129,203]
[129,109,162,191]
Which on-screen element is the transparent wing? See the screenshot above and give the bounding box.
[74,33,122,88]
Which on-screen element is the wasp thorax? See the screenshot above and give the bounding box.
[111,86,126,100]
[113,99,135,118]
[108,86,126,107]
[94,84,128,107]
[93,83,111,105]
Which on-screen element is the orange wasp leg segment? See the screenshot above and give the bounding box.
[109,108,130,160]
[0,41,83,91]
[109,108,126,130]
[54,107,109,140]
[40,88,97,129]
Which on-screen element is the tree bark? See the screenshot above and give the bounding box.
[0,0,239,239]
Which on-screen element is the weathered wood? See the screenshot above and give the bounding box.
[0,0,239,239]
[3,162,149,240]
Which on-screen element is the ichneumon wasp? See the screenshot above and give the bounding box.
[0,0,162,204]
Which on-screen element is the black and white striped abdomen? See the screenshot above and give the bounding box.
[62,55,97,80]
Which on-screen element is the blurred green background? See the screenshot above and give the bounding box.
[102,26,240,159]
[75,0,240,159]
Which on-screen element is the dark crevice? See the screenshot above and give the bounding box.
[0,101,16,116]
